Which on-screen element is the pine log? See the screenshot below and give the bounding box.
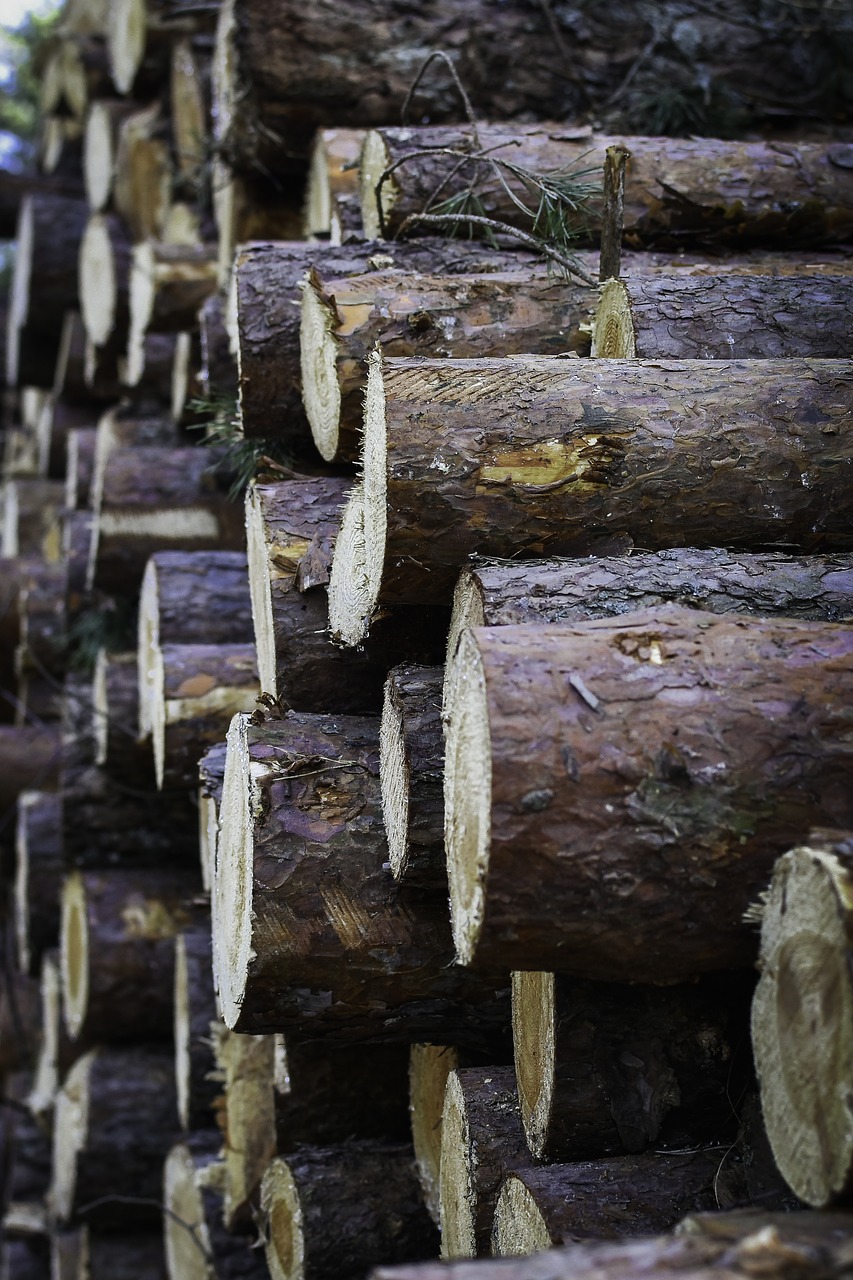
[363,128,853,248]
[199,293,238,401]
[332,354,853,630]
[214,1028,277,1226]
[449,549,853,664]
[137,549,253,737]
[151,642,257,789]
[213,710,510,1041]
[511,970,750,1165]
[91,649,153,778]
[40,35,112,121]
[126,244,217,387]
[164,1136,268,1280]
[751,830,853,1207]
[409,1045,459,1225]
[211,162,303,290]
[64,429,97,510]
[59,867,205,1042]
[73,1228,167,1279]
[2,479,65,559]
[8,322,62,392]
[232,239,544,444]
[174,927,220,1131]
[0,727,61,811]
[170,37,210,183]
[78,212,133,349]
[440,1066,529,1258]
[305,128,364,241]
[260,1144,437,1280]
[0,168,84,240]
[246,479,446,713]
[112,104,173,242]
[14,792,63,975]
[107,0,214,97]
[5,1069,52,1203]
[492,1151,724,1254]
[301,268,596,462]
[90,403,179,497]
[380,665,444,889]
[17,560,67,676]
[171,330,204,424]
[28,951,83,1120]
[198,740,227,893]
[6,194,90,358]
[593,274,853,359]
[444,609,853,978]
[51,1045,179,1228]
[83,99,137,211]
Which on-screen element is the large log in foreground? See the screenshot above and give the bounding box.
[751,830,853,1208]
[329,354,853,637]
[443,609,853,978]
[213,710,510,1041]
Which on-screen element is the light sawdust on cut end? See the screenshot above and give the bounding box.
[360,349,389,618]
[60,872,89,1041]
[446,570,487,673]
[327,484,373,648]
[300,278,343,462]
[591,278,636,358]
[491,1174,552,1256]
[262,1157,305,1280]
[379,675,410,881]
[212,713,255,1029]
[359,130,397,240]
[438,1069,476,1258]
[511,969,556,1161]
[245,484,278,697]
[409,1043,459,1225]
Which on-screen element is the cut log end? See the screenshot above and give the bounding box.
[149,646,167,788]
[751,833,853,1207]
[409,1044,459,1224]
[213,713,254,1028]
[29,951,62,1118]
[327,485,373,648]
[92,648,109,765]
[359,130,394,241]
[163,1143,212,1280]
[107,0,146,94]
[261,1158,304,1280]
[511,969,555,1161]
[380,678,410,881]
[59,873,89,1041]
[129,242,157,343]
[245,485,278,697]
[51,1050,93,1222]
[304,133,332,237]
[361,350,389,620]
[491,1174,552,1257]
[438,1070,476,1259]
[137,557,159,738]
[300,278,342,462]
[591,278,636,358]
[83,103,114,211]
[443,629,491,967]
[79,215,117,348]
[447,571,486,670]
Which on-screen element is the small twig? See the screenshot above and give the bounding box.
[76,1195,214,1263]
[401,51,481,146]
[396,212,597,285]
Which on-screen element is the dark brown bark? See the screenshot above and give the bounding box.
[0,169,83,240]
[444,609,853,979]
[15,791,63,974]
[199,293,238,400]
[174,926,220,1130]
[5,1071,52,1201]
[164,1135,268,1280]
[143,549,254,648]
[61,511,93,623]
[42,400,91,481]
[260,1144,437,1280]
[380,665,445,889]
[366,128,853,249]
[0,1238,49,1279]
[593,273,853,358]
[29,950,87,1120]
[75,1230,167,1280]
[214,711,510,1044]
[124,332,179,400]
[131,242,218,334]
[0,727,61,811]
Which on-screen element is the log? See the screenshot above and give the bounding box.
[59,867,205,1042]
[2,479,65,559]
[14,791,63,975]
[164,1136,268,1280]
[83,99,137,212]
[260,1144,437,1280]
[492,1151,724,1254]
[170,37,210,183]
[511,970,751,1165]
[0,727,60,812]
[6,193,90,360]
[171,330,203,425]
[123,330,179,396]
[593,273,853,359]
[214,1028,277,1226]
[440,1066,528,1258]
[126,242,218,385]
[199,293,238,401]
[28,951,83,1120]
[213,710,510,1041]
[108,0,214,97]
[91,649,153,778]
[78,212,133,348]
[112,104,173,242]
[301,268,596,462]
[174,927,220,1131]
[448,549,853,664]
[380,665,445,889]
[51,1045,178,1228]
[443,609,853,978]
[0,969,41,1074]
[64,429,97,511]
[137,549,253,738]
[211,162,304,290]
[18,560,67,676]
[409,1044,459,1225]
[331,353,853,630]
[362,127,853,248]
[5,1069,52,1203]
[198,741,227,893]
[40,35,112,120]
[751,830,853,1207]
[304,128,364,241]
[246,479,447,713]
[62,512,94,622]
[0,168,84,240]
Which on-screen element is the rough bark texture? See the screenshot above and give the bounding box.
[0,970,41,1073]
[143,550,254,649]
[215,711,510,1043]
[593,274,853,359]
[174,926,220,1130]
[15,791,63,974]
[366,128,853,248]
[380,665,445,889]
[363,356,853,609]
[18,561,67,676]
[3,479,65,559]
[260,1144,437,1280]
[444,610,853,979]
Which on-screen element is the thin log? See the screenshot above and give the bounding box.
[198,741,227,893]
[443,609,853,978]
[174,927,220,1131]
[6,194,90,366]
[164,1135,268,1280]
[83,99,136,211]
[213,710,510,1042]
[91,649,153,778]
[300,268,596,462]
[751,830,853,1207]
[304,128,365,241]
[592,274,853,358]
[14,791,63,975]
[78,212,133,349]
[380,665,445,889]
[260,1144,437,1280]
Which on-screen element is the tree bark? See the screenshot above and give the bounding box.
[6,193,90,346]
[0,969,41,1073]
[301,268,596,462]
[439,1066,529,1258]
[593,274,853,359]
[751,829,853,1208]
[213,711,510,1043]
[0,1238,49,1279]
[380,665,445,890]
[444,609,853,979]
[64,429,97,511]
[246,478,447,715]
[0,169,83,240]
[29,950,86,1120]
[340,354,853,622]
[174,926,220,1131]
[18,561,67,677]
[511,969,751,1165]
[363,127,853,249]
[51,1046,179,1229]
[14,791,63,975]
[0,727,61,811]
[304,128,364,241]
[260,1145,437,1280]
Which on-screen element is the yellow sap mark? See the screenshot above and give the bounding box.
[122,898,189,940]
[177,672,217,697]
[269,537,311,582]
[334,299,376,336]
[479,435,601,489]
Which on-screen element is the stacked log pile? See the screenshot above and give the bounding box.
[0,0,852,1277]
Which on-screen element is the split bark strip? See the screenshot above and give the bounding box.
[51,1046,178,1229]
[592,274,853,359]
[448,549,853,665]
[213,710,510,1041]
[14,791,63,975]
[333,354,853,630]
[246,479,447,713]
[380,666,445,889]
[443,609,853,979]
[300,269,597,463]
[362,127,853,248]
[304,128,365,241]
[439,1066,528,1259]
[174,927,220,1132]
[78,213,133,349]
[492,1151,724,1255]
[751,830,853,1208]
[511,970,750,1165]
[60,867,205,1042]
[260,1145,437,1280]
[599,145,629,283]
